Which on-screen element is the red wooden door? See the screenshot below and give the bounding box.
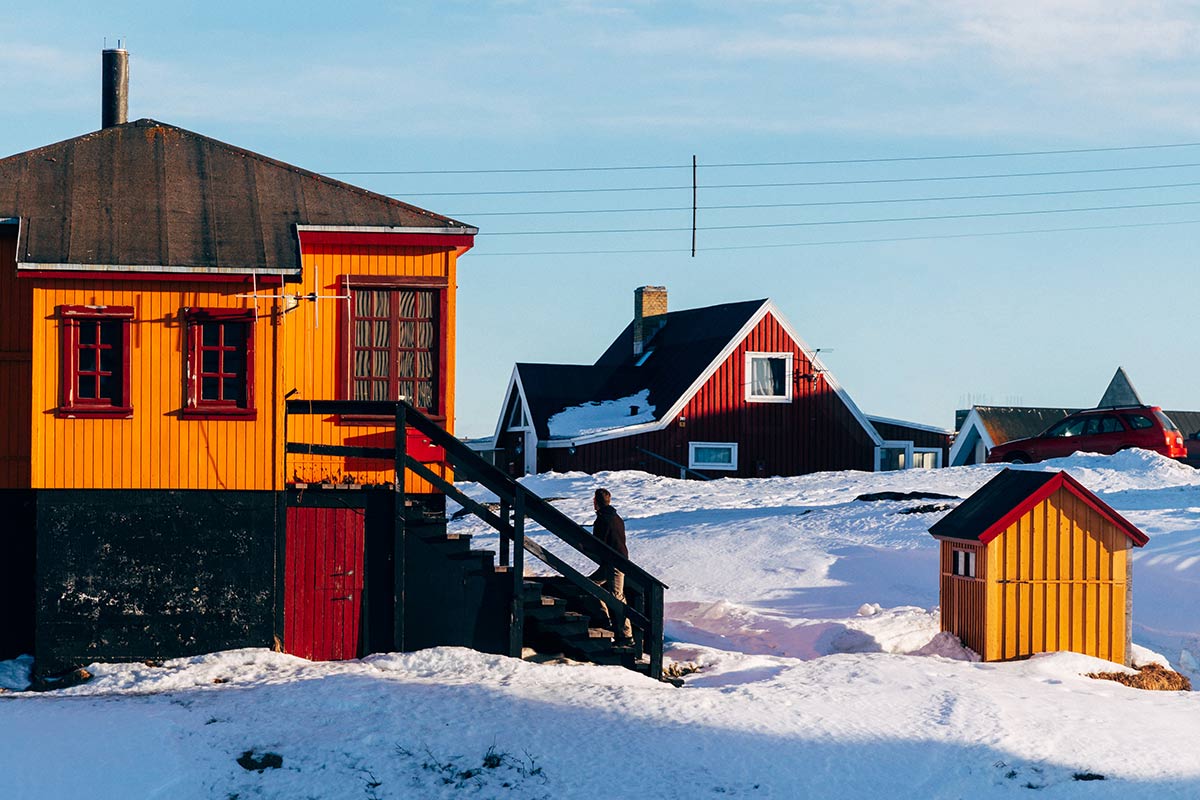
[285,506,366,661]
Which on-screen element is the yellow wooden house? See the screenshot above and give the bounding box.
[0,50,477,670]
[0,50,669,680]
[929,469,1148,665]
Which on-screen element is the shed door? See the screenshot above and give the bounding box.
[285,506,365,660]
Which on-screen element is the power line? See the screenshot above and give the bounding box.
[389,161,1200,197]
[323,140,1200,176]
[480,197,1200,236]
[447,179,1200,217]
[466,216,1200,257]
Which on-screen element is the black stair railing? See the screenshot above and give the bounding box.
[284,399,667,678]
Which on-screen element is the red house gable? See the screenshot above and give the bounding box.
[494,289,945,479]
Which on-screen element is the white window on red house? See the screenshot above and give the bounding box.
[745,352,793,403]
[60,305,134,417]
[183,309,255,418]
[689,441,739,471]
[348,285,440,413]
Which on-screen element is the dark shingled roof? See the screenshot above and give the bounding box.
[0,119,473,273]
[517,299,766,439]
[929,470,1057,542]
[929,469,1148,546]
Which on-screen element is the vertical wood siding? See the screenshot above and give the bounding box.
[939,540,987,656]
[27,244,458,492]
[31,279,280,490]
[980,487,1131,663]
[283,244,457,493]
[0,229,32,488]
[540,312,877,477]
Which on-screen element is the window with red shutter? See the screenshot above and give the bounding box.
[59,305,134,418]
[182,308,256,419]
[345,282,441,415]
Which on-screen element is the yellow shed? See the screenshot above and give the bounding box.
[929,469,1148,665]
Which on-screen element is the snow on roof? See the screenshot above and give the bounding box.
[546,390,655,439]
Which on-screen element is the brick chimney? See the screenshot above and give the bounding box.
[633,286,667,356]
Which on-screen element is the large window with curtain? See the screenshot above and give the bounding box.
[745,352,793,403]
[345,282,442,414]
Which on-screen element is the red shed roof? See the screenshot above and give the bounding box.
[929,469,1148,547]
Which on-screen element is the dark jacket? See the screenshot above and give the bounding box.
[592,505,628,561]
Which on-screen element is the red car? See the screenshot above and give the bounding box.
[986,406,1186,464]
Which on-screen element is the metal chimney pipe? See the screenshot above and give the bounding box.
[101,47,129,128]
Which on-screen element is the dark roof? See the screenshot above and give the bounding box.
[517,299,766,439]
[0,119,472,273]
[513,364,621,440]
[929,469,1147,546]
[929,470,1056,542]
[972,406,1078,445]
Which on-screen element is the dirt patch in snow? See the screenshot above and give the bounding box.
[1088,663,1192,692]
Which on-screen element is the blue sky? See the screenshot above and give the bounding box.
[7,1,1200,436]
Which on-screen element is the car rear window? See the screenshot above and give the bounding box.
[1124,413,1155,430]
[1154,410,1180,432]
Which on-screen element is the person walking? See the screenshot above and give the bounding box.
[590,487,634,643]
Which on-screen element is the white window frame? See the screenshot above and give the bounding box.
[744,352,793,403]
[873,441,913,472]
[688,441,739,471]
[951,549,976,578]
[911,447,943,469]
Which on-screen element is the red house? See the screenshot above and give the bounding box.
[494,287,949,478]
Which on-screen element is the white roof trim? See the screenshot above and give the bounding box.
[765,300,884,446]
[867,414,953,435]
[947,407,995,465]
[491,367,536,449]
[295,224,478,235]
[540,299,882,448]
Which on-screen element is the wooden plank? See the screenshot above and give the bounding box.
[286,442,395,459]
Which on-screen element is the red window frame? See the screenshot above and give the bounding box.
[339,276,448,421]
[59,305,134,418]
[182,308,257,419]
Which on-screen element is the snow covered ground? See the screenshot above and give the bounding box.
[1,451,1198,798]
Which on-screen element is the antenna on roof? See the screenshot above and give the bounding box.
[235,265,350,328]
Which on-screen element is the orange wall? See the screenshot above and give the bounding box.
[27,244,459,492]
[279,243,457,492]
[31,280,282,490]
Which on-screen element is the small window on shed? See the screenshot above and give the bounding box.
[951,549,976,578]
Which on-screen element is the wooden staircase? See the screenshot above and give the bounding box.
[521,579,652,674]
[286,399,668,678]
[408,508,654,674]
